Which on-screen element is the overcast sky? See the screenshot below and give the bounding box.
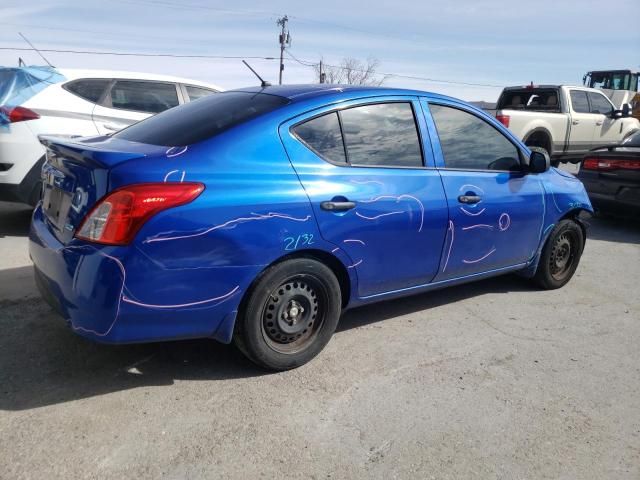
[1,0,638,101]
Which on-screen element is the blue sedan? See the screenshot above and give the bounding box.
[29,85,593,370]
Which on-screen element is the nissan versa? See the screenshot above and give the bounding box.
[29,85,593,370]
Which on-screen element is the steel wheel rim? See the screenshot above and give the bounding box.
[549,231,577,281]
[261,274,327,354]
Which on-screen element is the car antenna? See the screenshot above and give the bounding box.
[18,32,54,68]
[242,60,271,88]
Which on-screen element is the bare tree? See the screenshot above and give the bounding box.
[314,57,388,86]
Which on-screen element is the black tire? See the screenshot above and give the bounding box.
[234,258,342,371]
[534,219,584,289]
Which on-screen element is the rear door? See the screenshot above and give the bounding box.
[567,89,597,154]
[280,97,449,298]
[92,80,181,134]
[422,99,545,281]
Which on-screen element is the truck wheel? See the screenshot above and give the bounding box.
[234,258,342,371]
[533,219,584,290]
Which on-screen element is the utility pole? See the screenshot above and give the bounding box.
[319,59,326,84]
[277,15,290,85]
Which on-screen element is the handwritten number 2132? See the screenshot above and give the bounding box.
[284,234,314,250]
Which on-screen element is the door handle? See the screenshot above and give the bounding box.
[458,195,481,204]
[572,120,580,125]
[321,201,357,211]
[595,120,603,126]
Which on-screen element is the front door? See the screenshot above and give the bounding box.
[280,97,449,298]
[588,91,623,146]
[567,89,597,155]
[423,100,545,281]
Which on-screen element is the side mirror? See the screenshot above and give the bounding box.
[613,104,631,119]
[529,149,550,173]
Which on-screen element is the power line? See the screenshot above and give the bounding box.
[284,52,504,88]
[0,47,277,61]
[0,45,503,89]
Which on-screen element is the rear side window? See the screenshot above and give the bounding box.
[292,112,346,164]
[109,81,179,113]
[588,92,613,114]
[497,89,560,111]
[430,104,521,171]
[115,91,290,146]
[570,90,590,113]
[185,85,216,101]
[340,103,423,167]
[64,79,110,103]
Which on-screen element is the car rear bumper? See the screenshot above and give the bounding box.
[579,175,640,215]
[29,205,246,344]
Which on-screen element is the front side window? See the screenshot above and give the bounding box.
[292,112,346,164]
[570,90,590,114]
[588,92,613,115]
[339,102,423,167]
[109,81,179,113]
[430,104,521,171]
[65,79,110,103]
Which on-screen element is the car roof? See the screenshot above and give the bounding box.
[233,84,454,103]
[57,68,223,91]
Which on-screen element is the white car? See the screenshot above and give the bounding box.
[0,66,222,205]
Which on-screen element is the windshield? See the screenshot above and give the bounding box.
[114,91,290,146]
[588,72,639,92]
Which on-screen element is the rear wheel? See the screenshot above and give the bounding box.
[533,219,584,289]
[234,258,341,370]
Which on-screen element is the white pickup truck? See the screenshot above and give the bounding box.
[495,85,640,164]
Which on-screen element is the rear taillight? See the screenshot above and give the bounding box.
[496,114,510,128]
[583,157,640,172]
[76,183,204,245]
[0,106,40,123]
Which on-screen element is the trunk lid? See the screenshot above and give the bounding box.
[38,135,166,244]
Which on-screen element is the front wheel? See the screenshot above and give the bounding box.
[234,258,342,371]
[533,219,584,289]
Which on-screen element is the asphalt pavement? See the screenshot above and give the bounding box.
[0,199,638,479]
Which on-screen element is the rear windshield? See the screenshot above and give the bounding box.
[115,91,290,146]
[497,89,560,112]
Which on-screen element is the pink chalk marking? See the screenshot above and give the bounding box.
[462,248,496,264]
[62,246,125,337]
[347,259,363,269]
[331,247,340,253]
[462,224,494,231]
[166,146,188,158]
[122,285,240,309]
[442,220,454,272]
[359,194,425,232]
[459,184,485,194]
[343,239,366,245]
[498,213,511,231]
[163,170,180,182]
[355,211,403,221]
[460,207,486,217]
[144,212,311,243]
[350,179,384,186]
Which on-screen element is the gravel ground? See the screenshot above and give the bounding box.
[0,199,638,479]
